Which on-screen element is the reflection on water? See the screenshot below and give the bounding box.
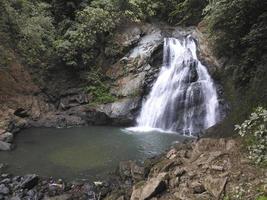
[0,126,186,180]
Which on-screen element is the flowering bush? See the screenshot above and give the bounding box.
[235,107,267,165]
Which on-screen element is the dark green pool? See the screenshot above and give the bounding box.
[0,126,186,181]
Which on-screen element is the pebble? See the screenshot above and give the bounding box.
[191,181,206,194]
[174,167,186,177]
[0,179,11,184]
[0,184,9,195]
[210,165,224,171]
[1,174,9,179]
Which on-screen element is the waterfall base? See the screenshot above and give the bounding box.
[132,36,220,136]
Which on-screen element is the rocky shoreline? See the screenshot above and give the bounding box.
[0,170,119,200]
[1,138,266,200]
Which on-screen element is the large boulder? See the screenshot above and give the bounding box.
[18,174,39,190]
[97,97,141,125]
[0,141,12,151]
[0,132,13,143]
[0,129,5,135]
[203,175,227,199]
[130,172,167,200]
[0,184,9,195]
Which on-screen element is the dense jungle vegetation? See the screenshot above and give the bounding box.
[0,0,265,68]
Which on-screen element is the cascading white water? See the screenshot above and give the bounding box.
[130,36,220,136]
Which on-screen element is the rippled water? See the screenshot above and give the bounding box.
[0,126,186,180]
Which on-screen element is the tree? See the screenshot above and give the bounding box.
[55,5,118,68]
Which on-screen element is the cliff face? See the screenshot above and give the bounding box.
[94,24,227,127]
[0,57,50,128]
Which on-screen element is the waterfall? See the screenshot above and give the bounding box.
[129,36,220,136]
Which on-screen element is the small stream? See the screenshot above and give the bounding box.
[0,126,186,181]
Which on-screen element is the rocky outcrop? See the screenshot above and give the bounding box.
[130,172,167,200]
[101,24,226,126]
[96,97,141,125]
[0,59,55,148]
[105,138,267,200]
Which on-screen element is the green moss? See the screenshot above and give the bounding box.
[86,84,117,105]
[85,70,117,105]
[135,180,146,188]
[0,45,12,68]
[257,196,267,200]
[223,196,230,200]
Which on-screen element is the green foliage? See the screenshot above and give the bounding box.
[235,107,267,165]
[117,0,161,22]
[168,0,208,25]
[0,0,209,70]
[84,70,117,104]
[55,4,119,68]
[86,85,117,105]
[204,0,266,58]
[257,196,267,200]
[0,45,12,68]
[203,0,267,123]
[54,0,163,68]
[50,0,87,22]
[0,0,56,67]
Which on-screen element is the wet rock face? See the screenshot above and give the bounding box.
[106,25,163,97]
[103,25,214,126]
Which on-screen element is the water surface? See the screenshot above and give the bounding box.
[0,126,186,180]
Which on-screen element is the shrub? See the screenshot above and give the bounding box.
[84,70,117,104]
[204,0,266,58]
[168,0,208,25]
[235,107,267,165]
[257,196,267,200]
[55,5,119,68]
[0,45,12,68]
[0,0,56,67]
[118,0,161,22]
